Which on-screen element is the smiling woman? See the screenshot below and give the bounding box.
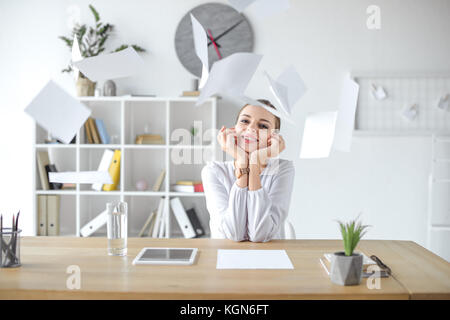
[201,99,295,243]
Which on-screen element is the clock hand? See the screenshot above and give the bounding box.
[207,29,222,59]
[207,34,221,48]
[207,19,245,46]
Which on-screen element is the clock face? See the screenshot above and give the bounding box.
[174,3,254,78]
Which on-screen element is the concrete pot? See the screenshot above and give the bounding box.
[330,252,363,286]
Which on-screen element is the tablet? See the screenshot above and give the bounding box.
[132,247,198,265]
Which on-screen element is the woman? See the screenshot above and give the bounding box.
[201,99,295,242]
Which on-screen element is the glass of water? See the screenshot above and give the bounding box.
[106,201,127,256]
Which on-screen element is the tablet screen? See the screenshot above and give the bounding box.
[140,248,194,261]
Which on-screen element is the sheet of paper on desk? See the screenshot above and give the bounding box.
[190,14,209,89]
[49,171,112,184]
[216,249,294,269]
[299,111,338,159]
[73,47,144,82]
[196,52,262,106]
[24,80,91,144]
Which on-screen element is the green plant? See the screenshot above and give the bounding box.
[336,214,371,256]
[59,4,145,77]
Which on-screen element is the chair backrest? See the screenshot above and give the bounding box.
[284,220,296,239]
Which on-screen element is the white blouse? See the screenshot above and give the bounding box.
[201,158,295,242]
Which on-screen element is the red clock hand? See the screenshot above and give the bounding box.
[207,29,222,60]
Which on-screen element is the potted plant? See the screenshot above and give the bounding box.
[59,4,145,96]
[330,215,371,286]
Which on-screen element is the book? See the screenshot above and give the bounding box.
[170,197,196,239]
[102,150,121,191]
[80,209,108,237]
[171,183,203,193]
[152,198,165,238]
[37,195,47,236]
[185,208,205,238]
[138,211,155,237]
[92,149,115,191]
[88,117,101,144]
[176,180,202,186]
[95,119,110,144]
[182,91,200,96]
[45,164,63,190]
[46,195,60,236]
[152,169,166,192]
[135,134,164,145]
[84,120,93,143]
[36,151,50,190]
[158,204,166,238]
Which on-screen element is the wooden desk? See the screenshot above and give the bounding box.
[0,237,449,300]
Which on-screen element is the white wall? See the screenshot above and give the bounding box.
[1,0,449,248]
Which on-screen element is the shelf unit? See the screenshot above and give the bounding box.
[32,96,217,238]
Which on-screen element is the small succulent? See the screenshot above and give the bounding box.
[336,214,371,256]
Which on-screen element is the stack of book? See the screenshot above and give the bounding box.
[84,117,110,144]
[36,150,75,190]
[135,134,164,145]
[319,253,378,276]
[171,180,203,193]
[181,90,200,97]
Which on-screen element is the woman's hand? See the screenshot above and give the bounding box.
[217,126,248,166]
[249,131,286,170]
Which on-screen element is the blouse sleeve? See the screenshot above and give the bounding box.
[247,161,295,242]
[201,162,248,242]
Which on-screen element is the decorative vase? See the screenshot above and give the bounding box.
[76,77,96,96]
[103,80,117,96]
[330,252,363,286]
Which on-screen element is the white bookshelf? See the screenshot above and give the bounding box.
[32,96,218,238]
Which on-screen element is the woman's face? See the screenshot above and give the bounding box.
[235,104,277,153]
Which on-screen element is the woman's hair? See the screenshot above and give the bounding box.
[236,99,281,130]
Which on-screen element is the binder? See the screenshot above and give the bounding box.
[92,149,114,191]
[152,198,165,238]
[186,208,205,237]
[102,150,121,191]
[80,209,108,237]
[46,195,60,236]
[88,117,101,144]
[170,197,196,239]
[36,151,50,190]
[37,195,47,236]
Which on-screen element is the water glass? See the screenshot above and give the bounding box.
[106,201,127,256]
[1,228,21,268]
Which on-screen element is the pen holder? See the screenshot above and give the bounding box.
[0,228,21,268]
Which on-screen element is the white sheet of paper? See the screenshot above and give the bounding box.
[332,77,360,152]
[299,111,338,159]
[24,80,91,144]
[265,65,307,116]
[71,37,83,82]
[196,52,262,106]
[229,0,290,19]
[49,171,112,184]
[73,47,144,82]
[190,14,209,89]
[216,249,294,269]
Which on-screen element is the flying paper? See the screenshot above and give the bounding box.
[299,111,338,159]
[190,14,209,89]
[72,47,144,82]
[196,52,263,106]
[49,171,112,184]
[229,0,290,19]
[71,36,83,82]
[333,76,360,152]
[239,95,296,125]
[299,76,360,158]
[265,65,307,117]
[24,80,91,144]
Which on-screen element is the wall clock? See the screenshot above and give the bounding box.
[174,2,254,78]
